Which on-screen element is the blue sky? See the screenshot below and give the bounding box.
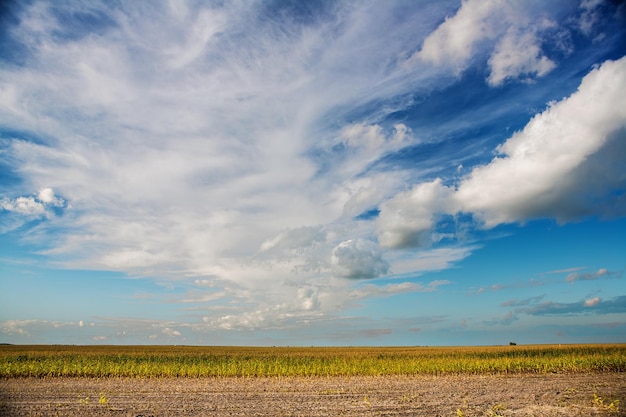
[1,0,625,346]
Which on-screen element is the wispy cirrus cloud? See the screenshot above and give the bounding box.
[349,280,451,300]
[1,2,430,278]
[0,1,481,330]
[547,266,587,274]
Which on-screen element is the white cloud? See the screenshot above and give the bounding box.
[377,179,454,249]
[1,196,46,216]
[37,188,63,206]
[200,302,324,331]
[0,319,76,337]
[584,297,601,307]
[331,239,389,279]
[416,0,505,69]
[487,27,556,86]
[161,327,182,337]
[341,123,386,151]
[297,286,320,311]
[194,278,216,287]
[1,188,64,220]
[259,226,327,255]
[340,123,412,153]
[1,319,37,335]
[414,0,566,84]
[165,8,227,69]
[37,188,54,203]
[325,123,418,195]
[455,56,626,226]
[341,172,408,219]
[377,56,626,247]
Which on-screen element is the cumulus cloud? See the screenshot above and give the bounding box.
[341,123,387,151]
[1,196,46,216]
[377,56,626,247]
[412,0,599,86]
[1,188,64,215]
[0,188,65,232]
[457,57,626,226]
[487,27,556,86]
[331,239,389,279]
[341,123,411,153]
[377,179,454,249]
[416,0,506,69]
[37,188,64,206]
[161,327,182,337]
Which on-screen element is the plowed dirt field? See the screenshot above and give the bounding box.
[1,373,624,416]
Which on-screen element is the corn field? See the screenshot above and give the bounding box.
[1,344,624,378]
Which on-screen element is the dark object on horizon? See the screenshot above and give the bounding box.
[509,342,517,346]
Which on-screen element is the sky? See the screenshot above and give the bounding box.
[1,0,625,346]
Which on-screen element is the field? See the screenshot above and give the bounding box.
[2,344,625,378]
[1,344,625,416]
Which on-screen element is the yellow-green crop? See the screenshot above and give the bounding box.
[1,344,624,378]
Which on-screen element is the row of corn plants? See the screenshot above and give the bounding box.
[1,344,624,378]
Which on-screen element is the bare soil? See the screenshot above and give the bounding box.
[1,373,624,416]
